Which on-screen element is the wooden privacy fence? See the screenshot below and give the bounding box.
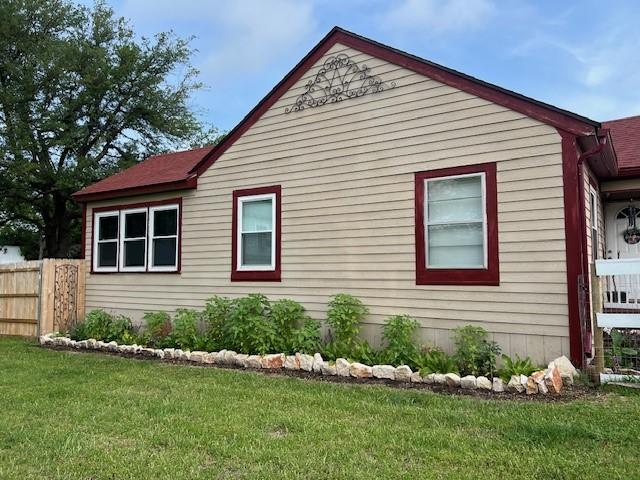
[0,259,86,337]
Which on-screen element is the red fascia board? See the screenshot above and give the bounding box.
[90,197,183,274]
[73,177,197,203]
[414,162,499,286]
[231,185,282,282]
[190,27,599,179]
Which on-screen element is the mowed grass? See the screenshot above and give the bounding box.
[1,338,639,479]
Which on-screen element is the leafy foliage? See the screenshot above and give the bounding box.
[0,0,220,258]
[223,294,276,355]
[141,311,172,348]
[170,309,202,351]
[453,325,501,377]
[416,348,459,375]
[74,309,133,343]
[324,294,370,360]
[201,296,234,350]
[271,299,320,353]
[379,315,420,366]
[499,354,537,382]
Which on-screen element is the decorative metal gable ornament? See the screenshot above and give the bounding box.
[285,53,397,113]
[624,201,640,245]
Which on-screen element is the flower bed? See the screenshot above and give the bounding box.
[39,333,577,396]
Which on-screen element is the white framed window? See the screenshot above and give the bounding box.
[236,193,276,271]
[589,185,598,261]
[93,211,119,272]
[424,172,487,269]
[148,205,179,272]
[119,208,147,272]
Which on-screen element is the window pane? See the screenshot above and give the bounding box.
[153,238,177,266]
[242,199,272,232]
[428,223,484,267]
[241,232,272,266]
[125,212,146,238]
[427,176,483,223]
[98,216,118,240]
[153,209,177,236]
[124,239,145,267]
[98,242,117,267]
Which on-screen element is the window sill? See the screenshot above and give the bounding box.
[90,269,181,275]
[231,270,281,282]
[416,268,499,286]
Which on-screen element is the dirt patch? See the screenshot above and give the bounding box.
[43,345,603,403]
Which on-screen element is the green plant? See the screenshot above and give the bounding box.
[499,354,536,382]
[68,322,87,341]
[79,309,134,343]
[271,299,321,353]
[453,325,501,377]
[223,294,276,355]
[142,311,172,347]
[415,347,458,375]
[288,318,322,354]
[202,296,234,350]
[380,314,419,366]
[170,309,201,351]
[325,293,369,358]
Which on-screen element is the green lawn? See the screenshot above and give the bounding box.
[1,338,639,479]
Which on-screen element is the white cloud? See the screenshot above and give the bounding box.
[382,0,494,34]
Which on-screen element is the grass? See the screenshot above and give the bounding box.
[1,338,640,479]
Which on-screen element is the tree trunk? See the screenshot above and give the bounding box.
[42,194,73,258]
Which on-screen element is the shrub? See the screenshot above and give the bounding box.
[380,314,420,367]
[223,294,276,354]
[325,293,369,358]
[79,309,134,343]
[271,298,321,353]
[416,347,458,375]
[453,325,501,377]
[68,322,87,341]
[142,311,172,347]
[202,296,235,350]
[170,309,201,351]
[499,354,537,382]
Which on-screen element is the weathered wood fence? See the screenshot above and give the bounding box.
[0,259,86,337]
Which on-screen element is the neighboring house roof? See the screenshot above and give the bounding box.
[74,26,602,202]
[72,146,213,202]
[603,115,640,176]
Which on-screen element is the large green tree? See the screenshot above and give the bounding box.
[0,0,219,259]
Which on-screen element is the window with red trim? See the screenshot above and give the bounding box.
[415,163,499,285]
[231,185,281,281]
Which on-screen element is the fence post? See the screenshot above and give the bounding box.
[591,267,605,378]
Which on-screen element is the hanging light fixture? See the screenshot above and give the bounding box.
[624,199,640,244]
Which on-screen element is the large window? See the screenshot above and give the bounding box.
[92,199,181,273]
[232,185,281,281]
[415,163,499,285]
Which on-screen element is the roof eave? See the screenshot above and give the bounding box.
[72,177,197,203]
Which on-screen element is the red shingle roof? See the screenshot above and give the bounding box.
[73,145,213,201]
[603,115,640,174]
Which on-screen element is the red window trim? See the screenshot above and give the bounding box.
[231,185,281,282]
[90,197,182,274]
[414,163,499,286]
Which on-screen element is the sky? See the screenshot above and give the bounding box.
[96,0,640,132]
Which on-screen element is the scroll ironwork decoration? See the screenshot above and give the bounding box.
[285,53,397,113]
[54,264,79,332]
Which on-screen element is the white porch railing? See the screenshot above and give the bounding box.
[595,258,640,327]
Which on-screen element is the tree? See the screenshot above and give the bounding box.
[0,0,219,259]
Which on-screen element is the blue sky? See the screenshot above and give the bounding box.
[100,0,640,132]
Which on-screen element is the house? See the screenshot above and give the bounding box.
[0,246,25,264]
[72,27,639,367]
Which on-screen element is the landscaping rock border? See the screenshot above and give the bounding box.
[38,333,576,396]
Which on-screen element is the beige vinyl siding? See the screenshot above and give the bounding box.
[84,43,570,363]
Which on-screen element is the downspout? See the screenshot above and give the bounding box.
[576,131,607,359]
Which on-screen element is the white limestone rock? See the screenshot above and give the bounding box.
[433,374,446,385]
[312,353,324,373]
[460,375,477,389]
[372,365,396,380]
[235,353,248,367]
[154,349,165,359]
[223,350,238,365]
[336,358,351,377]
[410,372,423,383]
[350,362,373,378]
[507,375,525,393]
[261,353,285,369]
[284,355,300,370]
[321,361,337,376]
[423,373,436,385]
[549,355,578,379]
[395,365,413,382]
[444,373,461,387]
[477,376,492,390]
[163,348,176,359]
[215,350,227,364]
[106,341,118,352]
[87,339,98,349]
[492,377,505,392]
[190,351,207,363]
[245,355,262,369]
[298,353,314,372]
